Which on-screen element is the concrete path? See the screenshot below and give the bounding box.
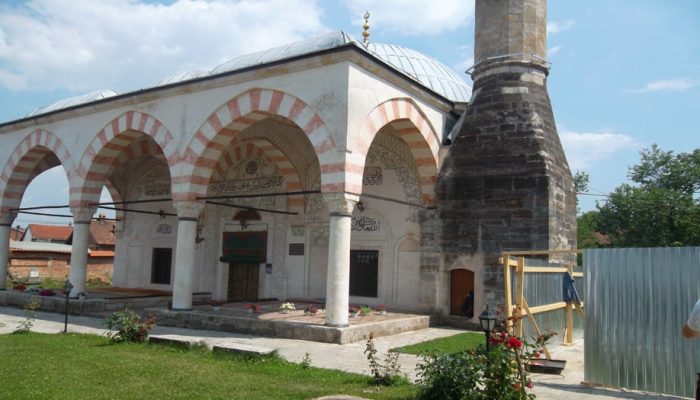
[0,306,688,399]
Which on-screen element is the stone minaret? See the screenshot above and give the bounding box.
[436,0,576,311]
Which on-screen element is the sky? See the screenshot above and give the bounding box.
[0,0,698,227]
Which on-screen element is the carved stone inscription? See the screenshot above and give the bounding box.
[209,176,283,194]
[351,216,380,232]
[135,166,171,199]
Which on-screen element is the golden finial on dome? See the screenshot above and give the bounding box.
[362,11,370,47]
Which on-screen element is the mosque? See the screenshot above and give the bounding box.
[0,0,575,328]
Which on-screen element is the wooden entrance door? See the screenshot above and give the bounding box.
[228,263,259,301]
[450,269,475,317]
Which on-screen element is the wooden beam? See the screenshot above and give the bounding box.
[516,256,525,337]
[522,298,552,359]
[526,302,568,314]
[504,259,513,332]
[522,266,569,273]
[572,272,583,278]
[501,249,581,256]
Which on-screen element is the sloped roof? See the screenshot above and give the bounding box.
[10,240,73,254]
[25,31,471,120]
[25,224,73,242]
[90,220,116,246]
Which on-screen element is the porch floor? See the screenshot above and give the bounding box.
[146,300,430,344]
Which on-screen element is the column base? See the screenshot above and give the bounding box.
[325,322,349,328]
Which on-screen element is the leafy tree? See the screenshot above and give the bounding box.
[595,145,699,247]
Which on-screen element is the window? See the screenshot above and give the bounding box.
[349,249,378,297]
[151,248,172,284]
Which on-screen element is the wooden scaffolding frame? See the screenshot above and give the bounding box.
[501,249,585,358]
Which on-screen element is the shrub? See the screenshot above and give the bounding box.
[38,289,56,296]
[360,305,373,316]
[13,300,41,334]
[12,284,27,292]
[364,334,407,386]
[417,327,553,400]
[104,309,156,343]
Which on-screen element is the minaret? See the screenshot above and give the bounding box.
[436,0,576,309]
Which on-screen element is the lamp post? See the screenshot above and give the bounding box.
[63,280,73,334]
[479,304,497,351]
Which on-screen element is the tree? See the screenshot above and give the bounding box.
[595,145,700,247]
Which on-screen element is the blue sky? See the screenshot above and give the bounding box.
[0,0,698,226]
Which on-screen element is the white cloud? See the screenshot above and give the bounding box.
[548,45,561,56]
[547,19,575,34]
[0,0,326,93]
[560,130,639,170]
[343,0,474,36]
[628,78,696,93]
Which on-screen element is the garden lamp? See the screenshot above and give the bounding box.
[63,280,73,333]
[479,304,497,351]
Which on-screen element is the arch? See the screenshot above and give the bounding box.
[174,88,337,201]
[356,98,440,205]
[73,111,176,207]
[212,139,304,211]
[0,129,74,214]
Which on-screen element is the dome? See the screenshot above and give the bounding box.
[157,69,210,86]
[25,31,471,119]
[211,31,356,75]
[210,30,471,103]
[27,90,119,117]
[366,43,472,103]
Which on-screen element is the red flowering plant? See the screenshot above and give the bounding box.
[417,305,555,400]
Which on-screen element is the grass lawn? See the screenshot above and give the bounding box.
[392,331,484,355]
[0,333,416,400]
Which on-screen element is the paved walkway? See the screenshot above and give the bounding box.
[0,306,687,399]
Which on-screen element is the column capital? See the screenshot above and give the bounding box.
[173,200,205,220]
[0,211,17,225]
[323,193,359,215]
[70,207,96,224]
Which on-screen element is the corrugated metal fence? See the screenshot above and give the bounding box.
[584,247,700,398]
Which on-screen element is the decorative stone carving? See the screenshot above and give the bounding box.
[173,200,205,219]
[133,165,171,199]
[272,196,287,294]
[291,226,305,237]
[71,206,97,223]
[209,176,283,194]
[362,166,383,185]
[156,223,172,235]
[351,216,380,232]
[323,193,358,215]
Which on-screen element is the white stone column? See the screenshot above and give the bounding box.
[68,207,96,297]
[171,200,204,310]
[324,193,359,327]
[0,213,16,290]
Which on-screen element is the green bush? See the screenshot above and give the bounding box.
[417,329,552,400]
[104,309,156,343]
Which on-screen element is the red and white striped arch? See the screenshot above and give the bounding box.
[0,129,74,214]
[174,88,337,202]
[355,98,440,206]
[73,111,177,207]
[211,139,304,211]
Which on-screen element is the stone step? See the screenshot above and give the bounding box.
[213,343,275,357]
[148,335,205,349]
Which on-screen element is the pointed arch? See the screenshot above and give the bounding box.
[356,98,440,205]
[174,88,337,201]
[73,111,176,207]
[0,129,74,214]
[212,139,304,211]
